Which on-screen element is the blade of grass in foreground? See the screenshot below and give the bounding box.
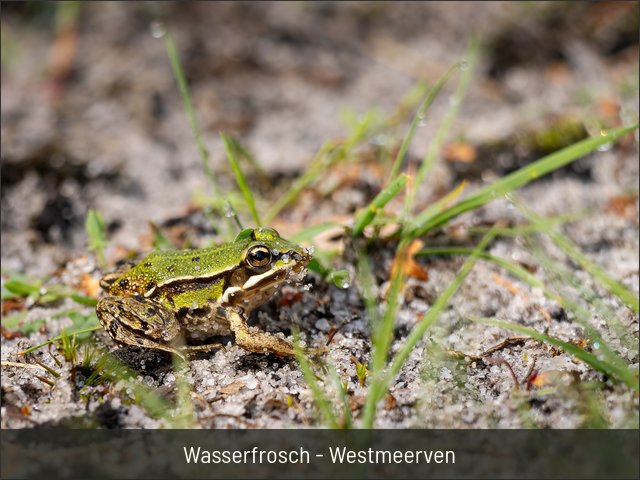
[369,239,410,378]
[439,225,639,376]
[361,228,497,427]
[352,174,408,236]
[90,351,184,423]
[417,247,544,289]
[293,329,340,429]
[513,197,639,313]
[409,124,639,238]
[221,132,262,227]
[468,210,592,237]
[525,235,638,373]
[326,362,353,429]
[468,316,639,391]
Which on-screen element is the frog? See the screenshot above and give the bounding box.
[96,227,313,360]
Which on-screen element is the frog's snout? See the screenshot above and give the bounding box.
[291,247,312,264]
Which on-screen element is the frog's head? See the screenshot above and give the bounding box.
[222,227,312,311]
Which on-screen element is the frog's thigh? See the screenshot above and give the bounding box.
[97,296,184,357]
[226,308,296,357]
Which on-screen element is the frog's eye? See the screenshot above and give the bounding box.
[247,246,271,268]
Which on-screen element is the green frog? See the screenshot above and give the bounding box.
[96,227,313,360]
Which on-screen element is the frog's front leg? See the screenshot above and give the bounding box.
[226,307,298,357]
[96,295,203,360]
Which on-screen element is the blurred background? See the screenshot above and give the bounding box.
[2,1,638,273]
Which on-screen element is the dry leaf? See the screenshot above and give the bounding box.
[571,337,589,350]
[444,142,477,164]
[2,299,26,316]
[530,370,575,388]
[79,273,101,298]
[491,272,522,296]
[606,194,638,220]
[598,97,620,123]
[384,392,397,410]
[349,395,365,411]
[391,239,429,282]
[2,326,23,340]
[278,290,303,307]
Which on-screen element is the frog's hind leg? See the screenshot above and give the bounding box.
[226,307,298,358]
[96,295,187,360]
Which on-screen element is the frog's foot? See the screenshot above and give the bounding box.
[225,308,297,357]
[97,295,186,360]
[226,309,327,358]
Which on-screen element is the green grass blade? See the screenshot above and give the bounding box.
[221,132,262,226]
[362,228,496,427]
[17,325,102,356]
[225,135,267,179]
[352,174,408,237]
[409,124,639,237]
[289,222,344,244]
[469,316,639,391]
[325,359,354,429]
[468,210,591,237]
[406,38,479,213]
[355,250,381,346]
[388,62,461,180]
[85,209,107,269]
[525,234,638,368]
[293,330,339,428]
[514,198,639,313]
[264,141,336,224]
[162,27,220,197]
[405,180,468,234]
[361,240,409,426]
[371,241,409,374]
[265,113,375,223]
[172,355,197,428]
[417,247,544,289]
[91,351,178,422]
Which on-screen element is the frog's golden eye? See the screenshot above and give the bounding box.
[247,246,271,268]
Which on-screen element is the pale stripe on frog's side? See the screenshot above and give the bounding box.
[146,265,238,297]
[96,227,318,360]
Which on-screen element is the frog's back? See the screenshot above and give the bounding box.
[111,241,249,296]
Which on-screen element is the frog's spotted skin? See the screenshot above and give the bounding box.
[96,227,313,359]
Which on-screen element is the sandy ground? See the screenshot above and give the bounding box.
[1,2,638,429]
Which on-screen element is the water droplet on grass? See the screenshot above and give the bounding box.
[150,21,166,39]
[223,204,235,218]
[329,270,351,289]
